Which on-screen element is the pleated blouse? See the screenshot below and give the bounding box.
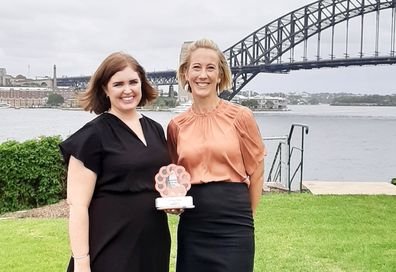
[167,99,266,186]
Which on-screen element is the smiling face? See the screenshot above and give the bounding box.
[105,66,142,115]
[185,48,221,99]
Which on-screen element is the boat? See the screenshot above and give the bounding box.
[170,101,192,113]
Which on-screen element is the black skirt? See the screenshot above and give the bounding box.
[176,182,254,272]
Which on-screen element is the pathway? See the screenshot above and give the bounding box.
[302,181,396,195]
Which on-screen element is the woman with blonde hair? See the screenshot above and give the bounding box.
[60,52,171,272]
[167,39,266,272]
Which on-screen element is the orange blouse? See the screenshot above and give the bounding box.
[167,100,266,186]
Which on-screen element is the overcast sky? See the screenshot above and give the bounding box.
[1,0,395,94]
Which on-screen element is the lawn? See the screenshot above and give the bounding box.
[0,194,395,271]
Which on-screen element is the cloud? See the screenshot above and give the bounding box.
[0,0,304,75]
[1,0,395,93]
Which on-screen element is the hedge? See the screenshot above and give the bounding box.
[0,136,66,213]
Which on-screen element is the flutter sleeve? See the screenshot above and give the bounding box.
[235,107,266,176]
[166,119,179,164]
[59,123,102,174]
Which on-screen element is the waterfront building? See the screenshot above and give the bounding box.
[0,65,77,108]
[231,93,288,110]
[0,87,79,108]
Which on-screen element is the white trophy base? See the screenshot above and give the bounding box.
[155,196,194,210]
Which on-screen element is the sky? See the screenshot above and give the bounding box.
[1,0,395,94]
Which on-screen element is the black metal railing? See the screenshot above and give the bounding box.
[266,124,309,192]
[266,136,288,185]
[287,124,309,192]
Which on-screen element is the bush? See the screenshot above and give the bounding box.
[0,136,66,213]
[47,93,65,106]
[392,178,396,186]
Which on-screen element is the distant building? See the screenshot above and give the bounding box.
[0,68,11,86]
[262,96,288,110]
[0,86,79,108]
[231,93,288,111]
[0,66,56,88]
[0,65,81,108]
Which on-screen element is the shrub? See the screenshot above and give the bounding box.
[0,136,66,213]
[47,93,65,106]
[392,178,396,186]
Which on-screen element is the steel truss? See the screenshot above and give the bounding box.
[58,0,396,100]
[224,0,396,100]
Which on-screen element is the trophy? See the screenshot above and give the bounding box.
[154,164,194,210]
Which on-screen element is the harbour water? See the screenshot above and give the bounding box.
[1,104,395,183]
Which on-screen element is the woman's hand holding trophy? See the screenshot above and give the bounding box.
[154,164,194,214]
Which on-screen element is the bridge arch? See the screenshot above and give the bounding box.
[223,0,396,100]
[57,0,396,100]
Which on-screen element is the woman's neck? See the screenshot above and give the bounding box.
[108,108,140,122]
[192,95,221,114]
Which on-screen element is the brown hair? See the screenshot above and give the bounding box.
[177,39,232,93]
[79,52,157,114]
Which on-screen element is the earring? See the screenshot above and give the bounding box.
[216,84,220,96]
[184,83,190,92]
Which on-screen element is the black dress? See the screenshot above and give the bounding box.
[60,113,171,272]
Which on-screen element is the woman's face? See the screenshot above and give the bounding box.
[185,48,221,99]
[105,66,142,114]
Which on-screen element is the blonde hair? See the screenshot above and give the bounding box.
[177,39,232,93]
[79,52,157,114]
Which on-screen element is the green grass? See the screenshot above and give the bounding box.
[255,194,396,272]
[0,219,69,271]
[1,194,395,271]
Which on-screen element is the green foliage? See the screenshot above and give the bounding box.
[0,136,66,213]
[392,178,396,186]
[47,93,65,106]
[308,97,320,105]
[331,94,396,106]
[241,99,259,109]
[151,96,177,109]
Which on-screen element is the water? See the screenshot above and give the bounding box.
[254,105,396,184]
[1,105,395,183]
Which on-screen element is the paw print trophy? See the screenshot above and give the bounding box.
[155,164,194,210]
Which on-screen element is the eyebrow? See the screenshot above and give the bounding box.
[112,77,140,83]
[191,63,216,66]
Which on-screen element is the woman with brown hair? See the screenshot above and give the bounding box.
[60,52,171,272]
[167,39,266,272]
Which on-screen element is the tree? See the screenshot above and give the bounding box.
[241,99,259,109]
[47,93,64,106]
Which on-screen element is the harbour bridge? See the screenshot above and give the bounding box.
[57,0,396,100]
